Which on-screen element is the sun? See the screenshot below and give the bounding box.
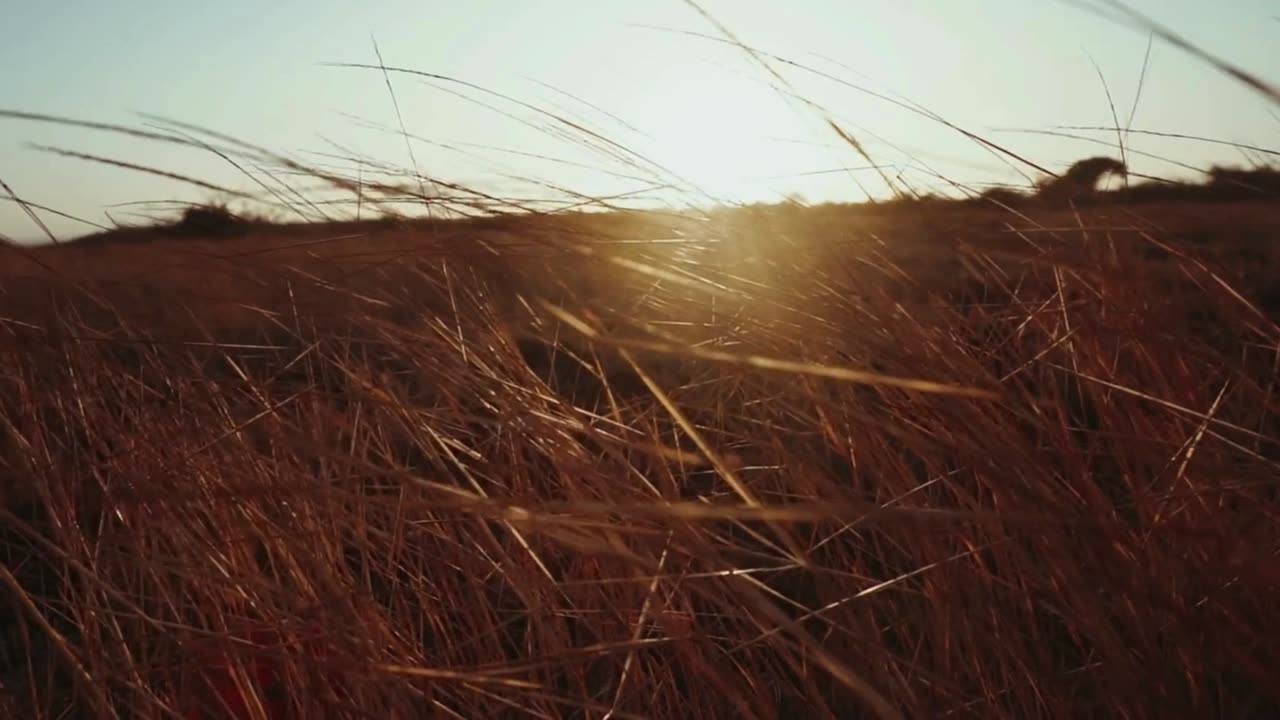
[651,111,767,201]
[618,58,809,204]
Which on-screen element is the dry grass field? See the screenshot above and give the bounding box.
[2,185,1279,718]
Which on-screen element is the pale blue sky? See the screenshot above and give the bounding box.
[2,1,1277,241]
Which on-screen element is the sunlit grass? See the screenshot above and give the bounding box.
[3,187,1278,718]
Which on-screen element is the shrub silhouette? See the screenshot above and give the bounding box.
[1037,156,1127,204]
[1102,165,1280,203]
[976,186,1029,207]
[1207,165,1280,195]
[172,204,249,237]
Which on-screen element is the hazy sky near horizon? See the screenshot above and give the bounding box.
[2,1,1277,241]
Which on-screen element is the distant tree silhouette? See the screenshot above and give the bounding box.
[1037,156,1127,204]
